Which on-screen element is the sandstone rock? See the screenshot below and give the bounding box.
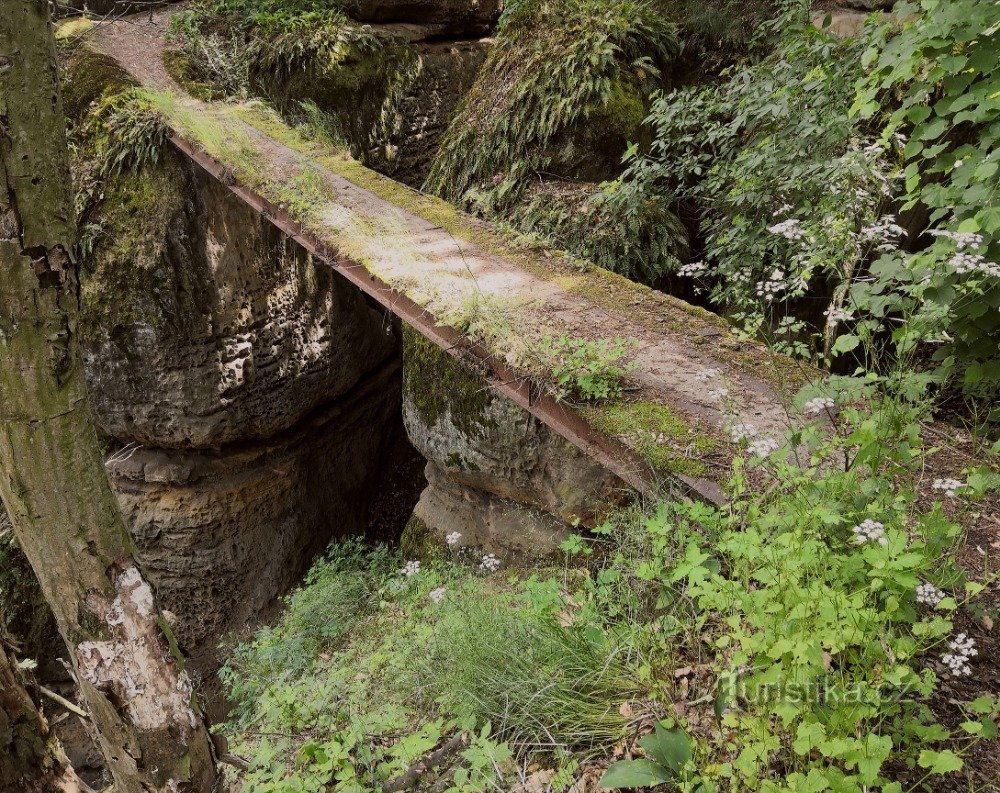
[82,150,396,448]
[369,34,490,184]
[401,329,628,551]
[811,11,867,38]
[412,463,572,556]
[108,359,402,667]
[840,0,895,9]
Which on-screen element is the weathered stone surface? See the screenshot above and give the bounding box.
[840,0,894,9]
[811,11,871,38]
[108,360,402,667]
[347,0,501,32]
[82,151,395,448]
[368,34,489,185]
[412,463,571,556]
[401,329,628,550]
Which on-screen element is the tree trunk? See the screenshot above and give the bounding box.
[0,626,84,792]
[0,3,216,791]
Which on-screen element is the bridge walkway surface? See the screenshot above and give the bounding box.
[83,8,807,502]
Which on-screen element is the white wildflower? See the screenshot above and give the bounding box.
[942,633,977,677]
[755,269,789,302]
[928,228,985,251]
[825,306,854,325]
[679,261,707,277]
[728,422,759,442]
[401,560,421,578]
[748,437,780,457]
[708,388,729,400]
[860,216,906,250]
[852,519,887,546]
[803,396,835,415]
[429,586,447,604]
[915,582,946,607]
[768,218,805,241]
[695,367,722,381]
[479,553,501,573]
[949,251,1000,277]
[445,531,462,546]
[932,478,964,498]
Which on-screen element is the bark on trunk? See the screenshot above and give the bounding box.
[0,626,83,792]
[0,2,216,791]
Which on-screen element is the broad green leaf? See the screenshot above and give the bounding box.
[638,726,692,773]
[599,760,673,789]
[917,749,963,774]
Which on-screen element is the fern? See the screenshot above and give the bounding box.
[424,0,685,283]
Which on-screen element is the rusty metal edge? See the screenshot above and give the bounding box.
[168,133,727,505]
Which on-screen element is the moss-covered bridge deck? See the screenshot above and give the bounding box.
[81,9,806,502]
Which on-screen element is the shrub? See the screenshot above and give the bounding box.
[169,0,383,97]
[854,0,1000,414]
[614,4,879,331]
[628,399,1000,791]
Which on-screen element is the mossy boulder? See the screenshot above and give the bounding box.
[544,78,649,183]
[402,326,629,546]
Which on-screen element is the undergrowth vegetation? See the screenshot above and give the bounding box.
[425,0,688,283]
[168,0,425,172]
[216,540,647,791]
[220,389,1000,791]
[616,0,1000,420]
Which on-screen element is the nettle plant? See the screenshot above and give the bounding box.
[632,398,999,792]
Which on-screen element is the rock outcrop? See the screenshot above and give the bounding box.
[401,329,629,556]
[82,150,395,447]
[109,360,401,665]
[252,23,490,187]
[80,148,404,664]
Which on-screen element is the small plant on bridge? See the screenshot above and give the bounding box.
[538,334,636,403]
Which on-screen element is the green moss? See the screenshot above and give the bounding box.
[399,516,446,562]
[402,326,496,440]
[585,400,717,478]
[60,49,137,122]
[80,155,189,342]
[162,50,222,102]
